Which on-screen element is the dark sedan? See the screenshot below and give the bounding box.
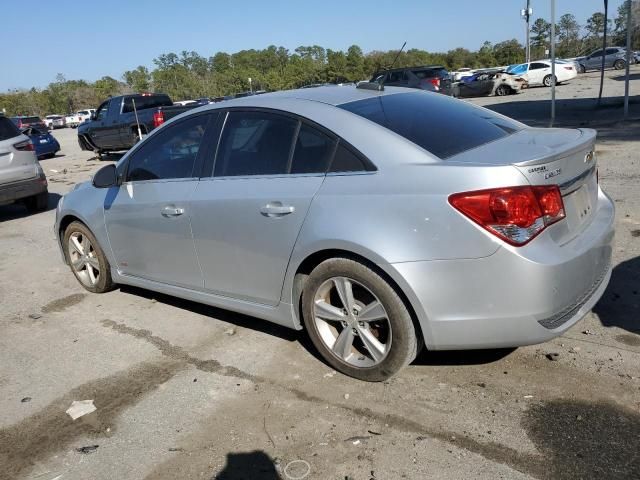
[22,127,60,159]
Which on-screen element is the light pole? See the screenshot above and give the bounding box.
[522,1,533,63]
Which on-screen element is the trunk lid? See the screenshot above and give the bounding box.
[449,127,599,244]
[0,133,39,185]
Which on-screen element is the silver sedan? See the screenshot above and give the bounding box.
[54,85,614,381]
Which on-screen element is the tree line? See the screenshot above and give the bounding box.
[1,3,637,118]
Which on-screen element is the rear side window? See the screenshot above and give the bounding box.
[329,143,368,172]
[214,111,298,177]
[412,69,445,79]
[290,124,336,174]
[339,91,521,159]
[126,114,209,181]
[0,117,20,141]
[123,95,173,113]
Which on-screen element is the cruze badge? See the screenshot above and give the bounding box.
[544,168,562,180]
[584,151,594,163]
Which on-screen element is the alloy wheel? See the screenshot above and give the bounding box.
[312,276,392,368]
[68,231,100,287]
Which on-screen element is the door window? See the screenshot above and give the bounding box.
[126,114,209,182]
[290,124,336,174]
[329,143,369,172]
[590,50,603,58]
[95,102,109,121]
[386,71,408,84]
[529,62,548,70]
[214,111,298,177]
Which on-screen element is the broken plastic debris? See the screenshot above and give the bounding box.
[66,400,96,420]
[75,445,99,454]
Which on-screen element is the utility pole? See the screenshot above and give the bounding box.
[522,0,533,63]
[550,0,556,127]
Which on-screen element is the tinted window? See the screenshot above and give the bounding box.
[605,48,619,55]
[412,69,444,79]
[590,50,603,57]
[329,143,367,172]
[127,115,208,181]
[214,111,298,177]
[95,101,108,121]
[530,62,548,70]
[291,124,336,174]
[0,117,20,141]
[123,95,173,113]
[339,91,521,159]
[386,71,408,83]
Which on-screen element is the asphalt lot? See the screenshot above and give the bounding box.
[1,69,639,480]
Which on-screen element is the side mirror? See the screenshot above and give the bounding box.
[92,164,118,188]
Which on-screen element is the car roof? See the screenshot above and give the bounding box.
[201,85,410,108]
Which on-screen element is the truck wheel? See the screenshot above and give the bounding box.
[578,64,586,74]
[24,191,48,213]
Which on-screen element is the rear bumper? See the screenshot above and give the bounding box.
[391,188,615,350]
[0,175,48,204]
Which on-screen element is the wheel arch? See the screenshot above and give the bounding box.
[288,247,430,347]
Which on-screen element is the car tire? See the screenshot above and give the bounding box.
[495,85,510,96]
[614,59,626,70]
[543,74,557,87]
[578,64,586,74]
[301,257,419,382]
[23,191,48,213]
[63,221,115,294]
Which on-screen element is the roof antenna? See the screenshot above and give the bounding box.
[388,41,407,71]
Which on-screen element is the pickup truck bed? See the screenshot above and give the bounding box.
[77,94,198,154]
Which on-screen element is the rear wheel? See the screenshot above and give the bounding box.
[495,84,510,96]
[578,64,586,74]
[23,191,48,213]
[543,74,557,87]
[63,221,114,293]
[302,257,419,381]
[614,59,626,70]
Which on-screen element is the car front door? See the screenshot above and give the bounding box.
[104,112,214,288]
[86,101,110,149]
[586,50,603,69]
[527,62,549,85]
[190,110,333,306]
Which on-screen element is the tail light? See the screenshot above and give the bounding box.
[564,66,573,70]
[449,185,565,246]
[429,78,441,88]
[153,111,165,128]
[13,139,35,152]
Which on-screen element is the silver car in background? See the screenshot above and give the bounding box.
[576,47,629,73]
[54,86,614,381]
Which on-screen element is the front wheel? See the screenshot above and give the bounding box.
[63,221,114,293]
[301,258,419,381]
[614,59,626,70]
[578,64,586,74]
[495,84,510,96]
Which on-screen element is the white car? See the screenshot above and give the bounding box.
[451,68,475,81]
[65,109,95,128]
[506,61,577,87]
[44,115,65,129]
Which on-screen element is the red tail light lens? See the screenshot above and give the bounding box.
[429,78,441,88]
[153,111,165,128]
[564,66,573,70]
[13,139,35,152]
[449,185,565,246]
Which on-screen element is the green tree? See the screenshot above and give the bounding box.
[531,18,551,58]
[493,39,525,66]
[557,14,581,57]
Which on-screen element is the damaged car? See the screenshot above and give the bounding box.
[454,71,528,97]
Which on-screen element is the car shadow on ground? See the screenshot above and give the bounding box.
[119,285,517,369]
[593,256,640,335]
[94,152,125,162]
[0,192,61,222]
[611,72,640,81]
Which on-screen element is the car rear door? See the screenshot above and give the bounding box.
[0,118,38,185]
[104,112,215,288]
[190,110,333,306]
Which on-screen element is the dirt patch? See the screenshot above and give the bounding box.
[522,399,640,479]
[615,333,640,347]
[41,293,87,313]
[0,361,182,480]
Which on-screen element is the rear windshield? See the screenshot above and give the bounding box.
[0,117,21,141]
[122,95,173,113]
[339,91,521,159]
[19,116,42,123]
[412,68,447,79]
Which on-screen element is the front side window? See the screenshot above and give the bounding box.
[95,102,109,121]
[126,114,209,182]
[214,111,298,177]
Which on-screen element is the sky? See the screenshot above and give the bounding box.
[0,0,624,92]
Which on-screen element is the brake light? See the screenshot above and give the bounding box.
[449,185,565,246]
[564,66,573,70]
[13,139,35,152]
[429,78,441,88]
[153,111,165,128]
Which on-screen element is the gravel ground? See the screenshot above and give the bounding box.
[1,68,639,480]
